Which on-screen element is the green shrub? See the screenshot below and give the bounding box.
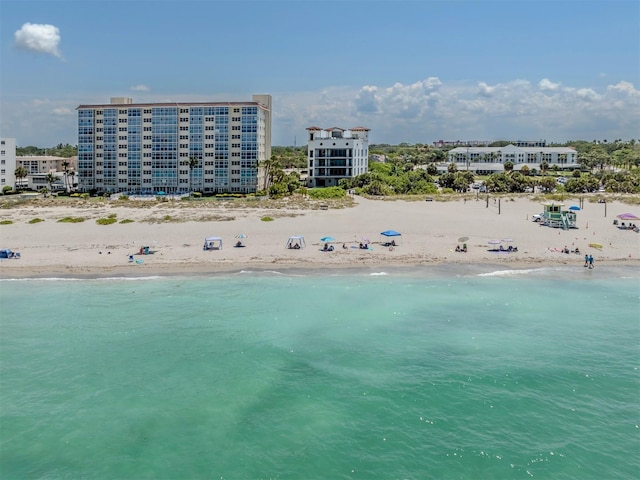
[2,186,12,194]
[119,219,134,224]
[191,192,202,198]
[28,218,44,224]
[80,193,90,199]
[119,195,129,201]
[261,216,274,222]
[96,217,118,225]
[57,217,85,223]
[0,220,13,225]
[307,187,346,200]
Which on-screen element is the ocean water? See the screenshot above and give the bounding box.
[1,266,639,480]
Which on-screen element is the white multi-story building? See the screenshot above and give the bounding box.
[76,95,271,194]
[18,156,77,175]
[0,138,17,191]
[446,144,579,174]
[306,126,370,188]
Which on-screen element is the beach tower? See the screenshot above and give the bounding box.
[541,202,577,229]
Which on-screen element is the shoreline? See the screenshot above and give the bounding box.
[2,258,638,281]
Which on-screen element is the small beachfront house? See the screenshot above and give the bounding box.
[541,202,577,229]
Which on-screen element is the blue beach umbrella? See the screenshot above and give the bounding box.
[380,230,401,237]
[569,205,581,211]
[320,236,335,242]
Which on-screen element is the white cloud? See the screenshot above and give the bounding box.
[52,107,74,116]
[574,88,600,102]
[2,78,638,147]
[477,82,497,97]
[607,81,639,97]
[273,78,639,145]
[14,23,63,59]
[538,78,561,91]
[130,84,150,92]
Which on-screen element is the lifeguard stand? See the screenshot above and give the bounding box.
[542,203,577,229]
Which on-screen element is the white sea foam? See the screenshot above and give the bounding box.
[477,266,569,277]
[0,275,166,282]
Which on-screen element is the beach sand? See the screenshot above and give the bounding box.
[1,195,638,278]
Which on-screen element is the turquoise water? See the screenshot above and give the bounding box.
[1,266,639,479]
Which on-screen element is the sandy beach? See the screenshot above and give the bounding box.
[0,195,638,278]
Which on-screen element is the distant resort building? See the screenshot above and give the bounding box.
[76,95,272,194]
[444,144,578,174]
[25,172,70,192]
[432,139,492,148]
[18,155,77,174]
[0,137,17,190]
[306,126,370,188]
[433,139,548,148]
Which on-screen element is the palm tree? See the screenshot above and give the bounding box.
[188,156,199,194]
[540,160,549,177]
[14,166,28,191]
[46,172,57,194]
[67,170,76,192]
[62,161,70,192]
[260,156,283,192]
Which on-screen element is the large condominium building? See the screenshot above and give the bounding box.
[306,126,370,188]
[0,138,17,190]
[76,94,271,194]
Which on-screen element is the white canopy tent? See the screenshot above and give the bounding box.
[286,235,306,249]
[203,236,223,250]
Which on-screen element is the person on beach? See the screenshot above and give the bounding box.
[588,255,595,269]
[584,254,589,267]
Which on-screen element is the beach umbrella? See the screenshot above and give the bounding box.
[458,236,469,243]
[501,238,513,243]
[381,230,401,237]
[488,239,501,245]
[320,236,335,242]
[616,213,640,220]
[234,233,248,239]
[361,237,370,244]
[568,205,581,211]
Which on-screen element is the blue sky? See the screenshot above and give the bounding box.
[1,0,639,147]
